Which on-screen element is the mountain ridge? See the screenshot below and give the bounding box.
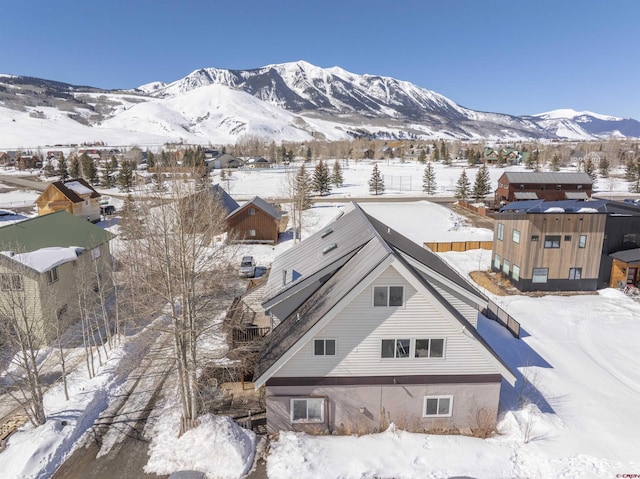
[1,61,639,148]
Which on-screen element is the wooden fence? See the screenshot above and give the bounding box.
[424,241,493,252]
[484,300,520,338]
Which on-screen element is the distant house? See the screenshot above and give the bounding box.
[254,202,516,435]
[494,171,593,204]
[205,153,244,171]
[0,211,115,343]
[246,157,271,168]
[226,197,284,244]
[35,178,102,222]
[209,184,240,216]
[492,199,640,291]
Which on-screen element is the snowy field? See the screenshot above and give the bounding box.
[0,162,639,478]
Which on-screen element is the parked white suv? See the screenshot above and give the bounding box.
[239,256,256,278]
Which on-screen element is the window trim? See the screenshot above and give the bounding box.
[373,285,404,307]
[248,207,256,216]
[512,229,520,244]
[512,264,520,282]
[423,395,453,418]
[46,267,59,285]
[381,338,411,359]
[569,267,582,280]
[414,338,445,359]
[532,268,548,284]
[496,223,504,241]
[579,235,587,248]
[313,338,336,356]
[544,235,561,248]
[290,397,325,423]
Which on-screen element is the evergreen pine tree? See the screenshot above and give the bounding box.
[117,160,135,192]
[472,164,491,201]
[331,160,344,187]
[294,164,312,210]
[598,156,610,178]
[102,159,115,188]
[312,160,332,196]
[418,149,427,164]
[584,156,597,181]
[368,163,385,195]
[57,155,69,180]
[69,156,81,178]
[81,154,99,184]
[306,146,312,162]
[422,161,437,195]
[454,168,471,202]
[550,154,561,171]
[497,150,505,168]
[147,151,156,168]
[432,148,440,161]
[110,156,119,171]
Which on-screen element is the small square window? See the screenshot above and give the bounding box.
[415,338,445,358]
[373,286,403,307]
[248,208,256,216]
[531,235,539,242]
[564,235,572,241]
[249,229,256,237]
[569,267,582,280]
[381,339,410,358]
[291,398,324,423]
[544,236,561,248]
[532,268,548,283]
[314,339,336,356]
[424,396,453,417]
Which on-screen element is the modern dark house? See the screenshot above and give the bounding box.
[491,199,640,291]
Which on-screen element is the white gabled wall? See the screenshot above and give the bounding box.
[274,264,500,378]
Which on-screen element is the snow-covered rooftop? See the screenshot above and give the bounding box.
[2,246,84,272]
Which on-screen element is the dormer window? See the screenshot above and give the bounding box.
[322,243,337,254]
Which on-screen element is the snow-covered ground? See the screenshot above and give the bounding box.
[1,162,639,478]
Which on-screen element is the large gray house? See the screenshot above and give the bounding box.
[254,202,516,435]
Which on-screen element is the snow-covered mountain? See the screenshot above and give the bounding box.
[531,109,640,139]
[0,63,637,148]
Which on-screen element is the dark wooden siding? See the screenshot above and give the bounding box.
[227,204,279,244]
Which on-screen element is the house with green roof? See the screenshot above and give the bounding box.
[0,211,115,343]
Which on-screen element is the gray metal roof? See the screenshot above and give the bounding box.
[262,203,377,305]
[610,248,640,263]
[226,196,281,220]
[514,191,539,200]
[565,191,589,199]
[502,171,593,185]
[210,184,240,215]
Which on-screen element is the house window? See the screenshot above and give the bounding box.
[512,265,520,282]
[556,184,562,190]
[373,286,404,307]
[91,247,101,259]
[503,259,510,276]
[531,235,539,242]
[564,235,572,241]
[291,398,324,423]
[623,233,637,246]
[424,396,453,417]
[493,254,501,270]
[415,338,444,358]
[249,229,256,237]
[569,268,582,280]
[381,339,410,358]
[532,268,548,283]
[579,235,587,248]
[248,208,256,216]
[512,229,520,244]
[497,223,504,241]
[47,267,59,284]
[0,273,23,291]
[314,339,336,356]
[544,236,561,248]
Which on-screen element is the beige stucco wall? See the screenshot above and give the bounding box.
[265,381,501,435]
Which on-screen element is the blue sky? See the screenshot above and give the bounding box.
[2,0,639,119]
